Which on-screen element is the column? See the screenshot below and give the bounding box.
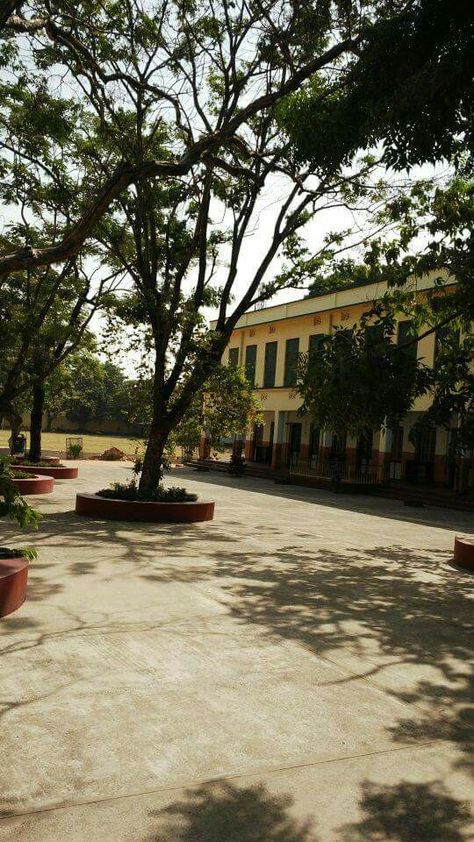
[271,410,287,468]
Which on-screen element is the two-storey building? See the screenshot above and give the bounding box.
[211,273,472,492]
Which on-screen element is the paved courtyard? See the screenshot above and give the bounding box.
[0,462,472,841]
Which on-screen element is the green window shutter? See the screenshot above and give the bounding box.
[397,320,417,360]
[284,338,299,387]
[263,341,277,387]
[308,333,326,362]
[228,347,239,368]
[245,344,257,386]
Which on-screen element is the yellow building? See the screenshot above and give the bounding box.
[212,273,471,491]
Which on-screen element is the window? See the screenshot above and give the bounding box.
[228,347,239,368]
[390,426,404,460]
[397,320,417,360]
[284,338,299,387]
[263,341,277,387]
[308,333,326,362]
[434,326,459,364]
[245,344,257,386]
[330,433,346,457]
[414,427,436,464]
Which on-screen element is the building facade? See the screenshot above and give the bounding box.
[212,273,472,492]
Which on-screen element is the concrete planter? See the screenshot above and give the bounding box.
[12,474,54,495]
[13,464,78,480]
[453,537,474,572]
[0,556,29,617]
[75,493,214,523]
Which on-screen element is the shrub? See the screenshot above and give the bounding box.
[96,480,197,503]
[0,547,37,560]
[12,469,31,479]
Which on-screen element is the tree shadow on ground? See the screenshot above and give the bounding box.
[145,780,318,842]
[185,468,474,532]
[338,779,472,841]
[203,543,473,771]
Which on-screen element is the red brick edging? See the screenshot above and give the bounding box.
[75,493,215,523]
[11,475,54,495]
[453,537,474,572]
[14,464,78,479]
[0,557,28,617]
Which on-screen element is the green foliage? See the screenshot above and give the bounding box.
[0,546,37,561]
[297,309,432,437]
[0,456,41,531]
[278,0,474,172]
[170,365,263,453]
[68,443,83,458]
[96,481,197,503]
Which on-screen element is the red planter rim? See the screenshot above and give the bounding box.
[76,493,214,523]
[0,556,29,618]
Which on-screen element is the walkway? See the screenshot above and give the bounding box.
[0,462,472,841]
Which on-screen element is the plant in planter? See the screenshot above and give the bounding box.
[0,456,39,559]
[68,443,83,459]
[76,456,212,522]
[96,459,197,503]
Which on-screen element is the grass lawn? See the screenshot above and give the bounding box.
[0,430,145,457]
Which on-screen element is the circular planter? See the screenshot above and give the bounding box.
[75,493,215,523]
[15,455,61,466]
[12,464,78,480]
[12,474,54,495]
[453,537,474,572]
[0,556,28,618]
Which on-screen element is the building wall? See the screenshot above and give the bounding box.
[213,273,471,489]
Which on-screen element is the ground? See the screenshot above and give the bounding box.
[0,462,472,841]
[0,430,142,457]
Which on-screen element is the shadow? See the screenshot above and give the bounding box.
[339,779,472,841]
[145,780,318,841]
[184,467,474,532]
[198,542,473,771]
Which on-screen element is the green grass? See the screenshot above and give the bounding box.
[0,430,145,457]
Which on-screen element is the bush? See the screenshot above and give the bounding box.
[14,459,63,468]
[96,481,198,503]
[0,546,37,560]
[12,469,31,479]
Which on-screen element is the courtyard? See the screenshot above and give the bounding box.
[0,462,472,841]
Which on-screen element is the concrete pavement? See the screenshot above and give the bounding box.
[0,462,472,840]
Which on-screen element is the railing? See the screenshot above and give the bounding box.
[289,456,384,485]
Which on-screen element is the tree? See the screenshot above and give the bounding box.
[297,308,431,438]
[170,365,263,456]
[64,355,131,429]
[1,1,472,498]
[278,0,473,173]
[0,0,471,278]
[296,173,473,450]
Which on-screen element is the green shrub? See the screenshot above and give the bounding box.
[96,480,197,503]
[0,547,37,560]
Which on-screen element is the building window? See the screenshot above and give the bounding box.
[397,320,417,360]
[413,426,436,464]
[263,341,277,387]
[284,338,299,387]
[390,425,404,460]
[245,344,257,386]
[330,433,346,457]
[308,333,326,363]
[228,347,239,368]
[434,325,459,364]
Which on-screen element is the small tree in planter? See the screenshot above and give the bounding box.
[0,457,39,559]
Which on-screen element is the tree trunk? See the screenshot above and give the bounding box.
[138,418,170,497]
[45,412,55,432]
[29,382,45,462]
